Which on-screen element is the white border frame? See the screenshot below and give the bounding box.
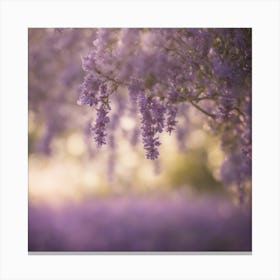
[1,0,279,279]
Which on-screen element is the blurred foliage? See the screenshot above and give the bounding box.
[166,148,223,193]
[29,121,233,205]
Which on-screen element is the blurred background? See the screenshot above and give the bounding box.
[28,28,251,252]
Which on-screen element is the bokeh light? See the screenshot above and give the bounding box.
[28,28,251,251]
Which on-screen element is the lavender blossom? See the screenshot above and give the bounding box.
[29,194,251,252]
[29,28,252,187]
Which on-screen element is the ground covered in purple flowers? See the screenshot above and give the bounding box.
[29,193,251,252]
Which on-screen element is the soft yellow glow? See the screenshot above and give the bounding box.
[119,152,138,169]
[28,155,102,204]
[29,120,226,205]
[160,134,180,166]
[28,112,36,133]
[187,129,206,148]
[138,164,158,187]
[207,145,224,169]
[82,171,100,190]
[66,133,86,156]
[120,116,136,130]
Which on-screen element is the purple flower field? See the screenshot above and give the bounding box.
[29,194,251,252]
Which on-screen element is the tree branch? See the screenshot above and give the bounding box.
[190,101,216,119]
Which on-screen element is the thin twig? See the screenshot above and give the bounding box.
[190,100,216,119]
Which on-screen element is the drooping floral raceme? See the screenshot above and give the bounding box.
[28,28,252,188]
[78,28,252,186]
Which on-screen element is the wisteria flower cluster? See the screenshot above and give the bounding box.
[29,28,97,155]
[28,28,252,188]
[77,28,252,185]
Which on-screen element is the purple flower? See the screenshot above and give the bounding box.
[29,28,252,187]
[91,102,111,146]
